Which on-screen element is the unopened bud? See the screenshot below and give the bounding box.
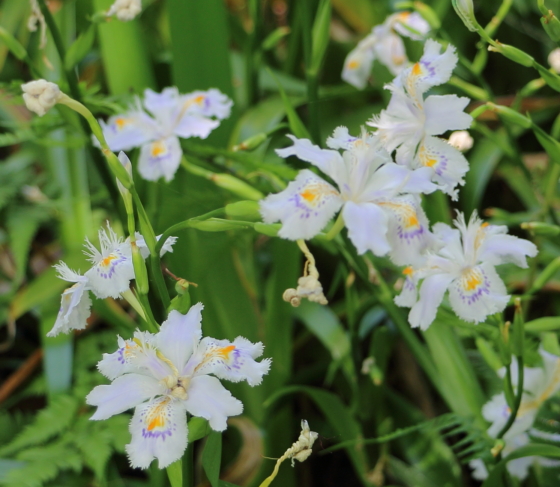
[169,281,192,314]
[488,42,535,68]
[521,221,560,236]
[22,79,62,116]
[225,201,261,221]
[254,222,280,237]
[233,133,267,152]
[451,0,477,32]
[541,10,560,42]
[448,130,473,152]
[491,440,505,457]
[117,152,134,207]
[188,218,250,232]
[210,174,264,201]
[487,103,532,129]
[131,241,149,295]
[106,0,142,21]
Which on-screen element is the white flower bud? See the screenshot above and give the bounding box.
[549,48,560,74]
[107,0,142,21]
[448,130,474,152]
[21,79,62,116]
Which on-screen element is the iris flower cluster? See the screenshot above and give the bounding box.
[261,37,537,329]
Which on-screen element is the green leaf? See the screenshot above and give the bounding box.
[64,25,95,70]
[6,206,50,286]
[293,301,355,385]
[167,0,234,146]
[0,395,79,457]
[202,431,222,487]
[268,69,310,139]
[310,0,331,75]
[93,0,155,94]
[166,459,182,487]
[0,26,28,60]
[188,417,211,442]
[525,317,560,333]
[264,385,370,484]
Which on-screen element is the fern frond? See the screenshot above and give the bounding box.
[0,396,78,457]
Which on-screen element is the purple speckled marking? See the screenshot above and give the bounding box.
[96,252,128,279]
[456,268,491,306]
[140,401,175,440]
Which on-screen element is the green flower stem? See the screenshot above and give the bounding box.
[300,0,320,144]
[484,0,513,38]
[130,187,171,311]
[36,0,122,214]
[496,355,524,439]
[36,0,80,100]
[325,213,345,240]
[245,0,259,107]
[335,243,440,390]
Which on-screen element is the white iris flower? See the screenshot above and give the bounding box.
[342,12,430,89]
[86,304,271,469]
[369,40,472,200]
[48,224,177,337]
[100,88,232,182]
[395,212,537,329]
[260,127,438,265]
[470,349,560,480]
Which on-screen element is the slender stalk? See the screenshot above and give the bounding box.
[325,213,344,240]
[300,0,320,144]
[484,0,513,38]
[497,355,524,439]
[245,0,259,106]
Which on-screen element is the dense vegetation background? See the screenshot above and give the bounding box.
[2,0,560,486]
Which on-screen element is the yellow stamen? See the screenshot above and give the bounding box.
[348,60,360,70]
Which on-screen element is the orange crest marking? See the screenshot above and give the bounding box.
[151,141,167,157]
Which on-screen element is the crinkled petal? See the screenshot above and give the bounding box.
[448,263,510,324]
[403,40,458,98]
[97,336,136,380]
[342,201,390,256]
[394,269,419,308]
[157,305,204,374]
[392,12,430,40]
[276,135,346,184]
[136,233,178,259]
[373,32,408,76]
[126,397,187,469]
[423,95,472,136]
[380,196,433,266]
[85,243,134,299]
[326,126,358,150]
[417,136,469,200]
[138,136,183,182]
[342,42,376,89]
[368,87,424,153]
[87,374,165,420]
[181,89,233,119]
[100,111,156,152]
[259,170,343,240]
[184,375,243,431]
[478,232,538,268]
[409,272,455,330]
[47,281,92,337]
[174,115,220,139]
[186,336,270,386]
